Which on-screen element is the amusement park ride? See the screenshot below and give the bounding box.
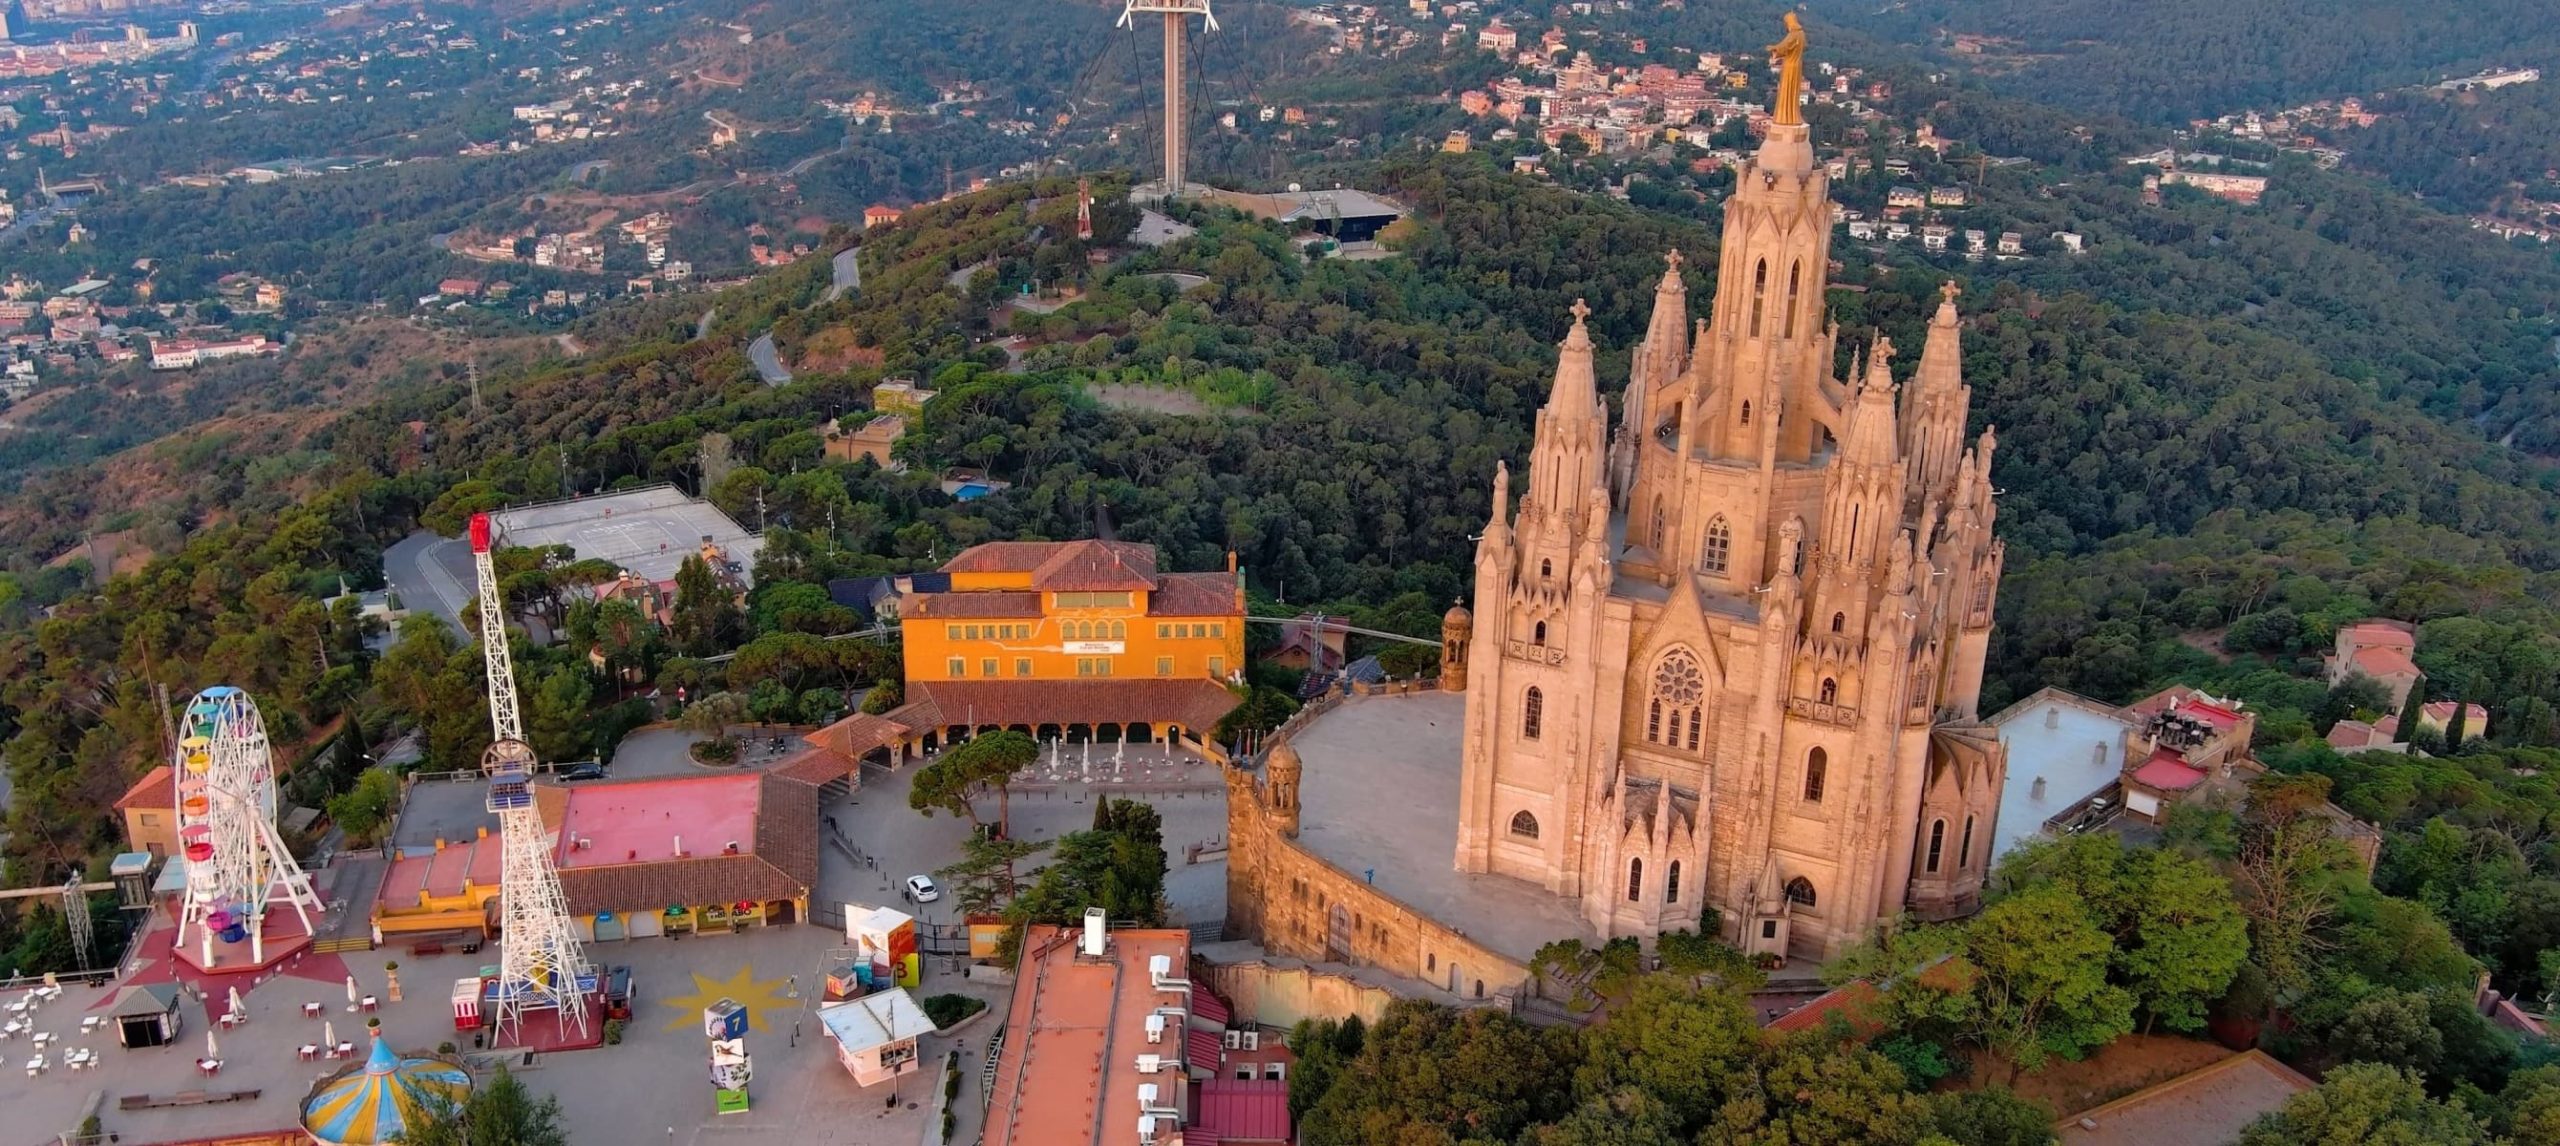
[470,511,595,1042]
[171,686,325,973]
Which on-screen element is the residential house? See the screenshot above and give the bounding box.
[2327,619,2421,709]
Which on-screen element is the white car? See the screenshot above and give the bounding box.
[904,875,941,903]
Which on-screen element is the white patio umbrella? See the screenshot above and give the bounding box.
[227,986,244,1019]
[323,1018,336,1051]
[205,1025,218,1060]
[345,975,359,1010]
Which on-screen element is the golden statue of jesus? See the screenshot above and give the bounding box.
[1767,12,1807,127]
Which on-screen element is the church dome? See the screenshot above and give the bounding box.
[1443,603,1473,628]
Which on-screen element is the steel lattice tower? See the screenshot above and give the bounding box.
[1119,0,1216,196]
[62,874,92,968]
[471,513,591,1041]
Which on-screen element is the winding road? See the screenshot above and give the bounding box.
[747,331,792,385]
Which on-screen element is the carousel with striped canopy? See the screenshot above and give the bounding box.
[300,1035,473,1145]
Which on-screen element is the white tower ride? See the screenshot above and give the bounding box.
[471,512,591,1041]
[1119,0,1216,196]
[171,687,321,965]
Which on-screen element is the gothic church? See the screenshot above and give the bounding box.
[1452,58,2008,961]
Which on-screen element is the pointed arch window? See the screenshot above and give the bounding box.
[1784,876,1816,907]
[1626,858,1644,902]
[1749,259,1767,337]
[1701,516,1731,574]
[1793,532,1807,575]
[1665,861,1682,905]
[1522,687,1543,740]
[1804,747,1827,802]
[1925,819,1946,873]
[1972,580,1993,614]
[1649,650,1706,749]
[1740,400,1753,426]
[1532,621,1548,646]
[1784,261,1801,339]
[1959,814,1976,869]
[1849,504,1861,559]
[1819,677,1838,705]
[1510,811,1540,839]
[1540,558,1553,579]
[1830,612,1846,634]
[1650,495,1667,547]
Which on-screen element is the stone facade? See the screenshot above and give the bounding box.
[1224,738,1533,1001]
[1451,113,2008,961]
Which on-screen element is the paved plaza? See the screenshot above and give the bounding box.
[492,485,765,589]
[1287,691,1599,962]
[820,745,1232,934]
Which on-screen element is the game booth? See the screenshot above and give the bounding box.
[112,983,184,1048]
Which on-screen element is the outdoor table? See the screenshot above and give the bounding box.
[359,996,378,1013]
[303,1002,323,1018]
[79,1016,100,1033]
[197,1058,221,1076]
[333,1041,353,1058]
[31,1031,52,1048]
[298,1044,318,1062]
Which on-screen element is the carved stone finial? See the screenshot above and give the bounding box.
[1940,279,1960,305]
[1569,297,1592,325]
[1664,248,1683,273]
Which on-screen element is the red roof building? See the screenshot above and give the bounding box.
[114,764,178,858]
[2328,619,2423,710]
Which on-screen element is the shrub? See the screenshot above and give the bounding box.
[605,1018,627,1045]
[921,993,988,1029]
[692,736,741,764]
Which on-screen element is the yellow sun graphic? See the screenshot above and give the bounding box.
[658,963,798,1034]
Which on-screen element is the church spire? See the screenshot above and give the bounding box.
[1548,298,1601,416]
[1840,336,1900,469]
[1619,252,1689,497]
[1903,280,1971,499]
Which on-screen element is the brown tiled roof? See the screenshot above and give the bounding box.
[555,774,818,916]
[115,764,174,812]
[1148,571,1240,617]
[940,539,1160,592]
[1031,540,1156,591]
[906,591,1043,619]
[939,541,1073,574]
[887,695,943,733]
[909,678,1239,731]
[804,712,911,760]
[772,747,855,786]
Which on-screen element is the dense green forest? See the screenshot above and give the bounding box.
[2342,82,2560,215]
[1809,0,2560,122]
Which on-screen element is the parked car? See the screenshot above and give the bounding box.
[904,875,941,903]
[559,762,607,781]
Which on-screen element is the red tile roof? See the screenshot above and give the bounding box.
[2338,620,2416,649]
[906,591,1043,619]
[115,764,174,812]
[1194,1079,1294,1144]
[910,678,1240,731]
[1148,571,1240,617]
[1765,981,1884,1034]
[2349,645,2422,679]
[2130,748,2209,793]
[941,539,1160,592]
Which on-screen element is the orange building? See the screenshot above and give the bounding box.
[896,539,1244,750]
[114,765,179,859]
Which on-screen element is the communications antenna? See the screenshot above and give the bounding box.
[471,512,591,1042]
[1118,0,1217,196]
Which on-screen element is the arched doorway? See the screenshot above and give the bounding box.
[1326,904,1353,963]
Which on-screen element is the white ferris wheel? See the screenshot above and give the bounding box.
[171,686,321,965]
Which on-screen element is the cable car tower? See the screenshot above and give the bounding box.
[1119,0,1216,197]
[471,512,591,1042]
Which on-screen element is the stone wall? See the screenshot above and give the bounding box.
[1195,951,1399,1031]
[1223,692,1534,1003]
